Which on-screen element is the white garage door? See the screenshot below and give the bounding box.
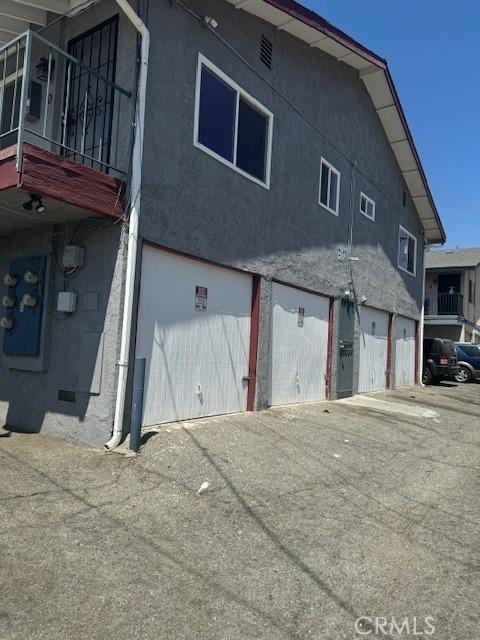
[358,307,390,393]
[395,316,416,387]
[136,246,252,426]
[270,283,330,406]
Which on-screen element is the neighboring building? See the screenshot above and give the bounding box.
[0,0,445,447]
[424,248,480,343]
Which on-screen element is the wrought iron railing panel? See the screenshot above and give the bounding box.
[0,30,131,178]
[437,292,463,316]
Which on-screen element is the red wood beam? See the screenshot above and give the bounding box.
[386,312,394,389]
[325,297,335,400]
[19,143,125,218]
[415,320,420,385]
[0,145,18,192]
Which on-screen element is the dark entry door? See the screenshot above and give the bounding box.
[337,296,355,398]
[437,274,460,293]
[65,16,118,171]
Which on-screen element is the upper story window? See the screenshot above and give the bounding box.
[319,158,340,215]
[360,192,375,221]
[398,225,417,276]
[194,54,273,188]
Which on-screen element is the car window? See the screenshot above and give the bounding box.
[424,339,437,356]
[442,340,456,355]
[458,345,480,357]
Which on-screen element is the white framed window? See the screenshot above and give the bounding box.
[193,53,273,189]
[318,158,340,215]
[398,225,417,276]
[360,192,375,221]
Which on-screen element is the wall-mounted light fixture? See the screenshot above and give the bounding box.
[204,16,218,29]
[22,194,45,214]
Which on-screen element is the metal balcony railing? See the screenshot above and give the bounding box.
[0,30,132,177]
[437,292,463,315]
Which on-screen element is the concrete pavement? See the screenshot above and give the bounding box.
[0,382,479,639]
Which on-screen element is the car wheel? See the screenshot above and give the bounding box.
[454,366,472,383]
[422,367,433,385]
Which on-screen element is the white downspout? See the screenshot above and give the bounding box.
[419,242,427,386]
[105,0,149,450]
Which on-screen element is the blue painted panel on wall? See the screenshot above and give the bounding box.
[3,256,46,357]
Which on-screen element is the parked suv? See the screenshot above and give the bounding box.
[422,337,459,384]
[453,343,480,383]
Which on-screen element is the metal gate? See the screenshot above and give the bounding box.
[337,296,355,398]
[65,16,118,171]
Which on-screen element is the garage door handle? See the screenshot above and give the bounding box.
[242,376,250,382]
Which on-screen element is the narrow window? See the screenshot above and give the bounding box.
[236,97,268,182]
[398,225,417,276]
[319,158,340,215]
[194,54,273,187]
[198,66,236,162]
[360,192,375,221]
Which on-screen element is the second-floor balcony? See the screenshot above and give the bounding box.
[1,29,132,175]
[0,27,133,233]
[425,292,464,316]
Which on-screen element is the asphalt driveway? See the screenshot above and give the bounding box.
[0,382,479,639]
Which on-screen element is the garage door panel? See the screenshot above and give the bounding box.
[358,307,389,393]
[395,316,416,387]
[270,283,330,406]
[136,247,252,426]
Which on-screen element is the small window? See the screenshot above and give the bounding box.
[194,54,273,187]
[469,279,474,304]
[398,225,417,276]
[360,192,375,220]
[319,158,340,215]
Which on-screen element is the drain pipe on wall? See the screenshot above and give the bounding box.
[105,0,149,450]
[419,241,427,386]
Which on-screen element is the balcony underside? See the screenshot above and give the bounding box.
[0,143,124,236]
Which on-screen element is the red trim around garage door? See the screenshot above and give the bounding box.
[247,275,261,411]
[386,313,393,389]
[415,320,420,385]
[325,298,334,400]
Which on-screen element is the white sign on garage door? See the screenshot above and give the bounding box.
[358,306,390,393]
[270,282,330,406]
[136,246,252,426]
[395,316,416,387]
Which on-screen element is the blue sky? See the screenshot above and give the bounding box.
[302,0,479,248]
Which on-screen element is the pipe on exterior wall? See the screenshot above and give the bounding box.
[419,241,427,386]
[105,0,149,450]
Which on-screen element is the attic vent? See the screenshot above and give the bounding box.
[260,35,273,69]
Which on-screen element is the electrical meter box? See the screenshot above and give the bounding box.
[2,256,46,357]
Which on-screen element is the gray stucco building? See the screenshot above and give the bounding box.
[0,0,446,447]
